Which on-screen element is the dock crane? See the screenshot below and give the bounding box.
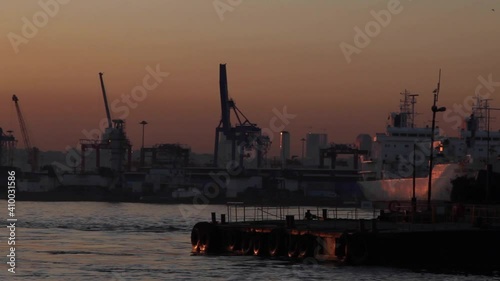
[213,64,270,168]
[12,94,38,172]
[79,73,132,173]
[99,72,113,130]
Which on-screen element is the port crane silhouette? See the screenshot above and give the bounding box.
[213,64,270,168]
[12,94,38,172]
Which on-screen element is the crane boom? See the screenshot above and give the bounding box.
[12,94,37,171]
[99,72,113,128]
[219,64,231,133]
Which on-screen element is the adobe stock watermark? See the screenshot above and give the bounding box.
[179,105,297,220]
[244,106,297,162]
[442,73,500,131]
[213,0,244,21]
[225,237,327,281]
[51,64,170,178]
[285,237,329,281]
[7,0,71,54]
[395,142,430,178]
[340,0,411,63]
[111,272,127,281]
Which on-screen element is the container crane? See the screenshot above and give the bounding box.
[12,94,38,172]
[213,64,270,169]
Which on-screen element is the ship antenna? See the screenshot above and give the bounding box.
[435,69,441,101]
[409,94,419,128]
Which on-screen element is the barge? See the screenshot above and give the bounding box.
[191,203,500,271]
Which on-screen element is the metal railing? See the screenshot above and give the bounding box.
[225,202,500,226]
[225,202,378,223]
[378,202,500,225]
[466,205,500,225]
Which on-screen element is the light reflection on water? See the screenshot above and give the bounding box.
[0,202,496,280]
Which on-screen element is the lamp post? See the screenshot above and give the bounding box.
[139,120,148,167]
[140,121,148,148]
[427,70,446,211]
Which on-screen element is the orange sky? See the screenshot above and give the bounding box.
[1,0,499,156]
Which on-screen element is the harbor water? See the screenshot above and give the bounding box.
[0,202,498,280]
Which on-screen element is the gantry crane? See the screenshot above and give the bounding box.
[213,64,270,168]
[12,94,38,172]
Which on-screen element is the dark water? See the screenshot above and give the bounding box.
[0,202,498,280]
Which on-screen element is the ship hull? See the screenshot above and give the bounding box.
[359,163,459,202]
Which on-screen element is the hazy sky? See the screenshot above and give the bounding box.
[1,0,499,156]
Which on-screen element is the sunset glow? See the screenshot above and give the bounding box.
[1,0,499,156]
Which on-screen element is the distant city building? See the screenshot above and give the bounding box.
[306,133,328,165]
[280,131,290,167]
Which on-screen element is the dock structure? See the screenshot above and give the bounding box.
[191,203,500,271]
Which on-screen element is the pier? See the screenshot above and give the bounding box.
[191,203,500,271]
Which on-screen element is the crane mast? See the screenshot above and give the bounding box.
[99,72,113,129]
[12,94,37,172]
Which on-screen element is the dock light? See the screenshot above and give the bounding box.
[140,120,148,167]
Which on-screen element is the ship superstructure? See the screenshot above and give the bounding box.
[443,96,500,174]
[357,90,459,202]
[362,90,444,180]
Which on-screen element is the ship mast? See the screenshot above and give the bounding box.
[409,94,419,128]
[472,96,491,131]
[399,90,419,128]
